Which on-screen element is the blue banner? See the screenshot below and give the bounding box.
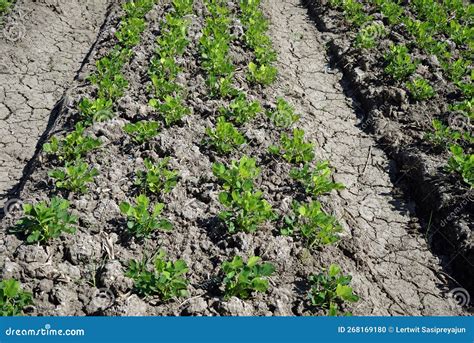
[0,317,472,343]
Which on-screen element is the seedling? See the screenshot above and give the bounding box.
[384,45,418,81]
[207,74,238,98]
[380,0,403,24]
[446,145,473,188]
[205,117,247,154]
[126,250,188,300]
[14,197,77,243]
[424,119,462,147]
[135,158,179,195]
[49,160,99,193]
[267,97,300,128]
[123,0,155,18]
[0,279,33,316]
[406,77,435,101]
[308,264,359,316]
[222,255,275,300]
[218,190,274,233]
[342,0,371,26]
[149,56,182,99]
[172,0,193,16]
[219,93,262,125]
[43,122,101,162]
[78,97,114,123]
[116,17,146,47]
[269,129,315,164]
[282,201,342,247]
[149,95,190,126]
[156,15,190,57]
[355,23,386,49]
[212,155,260,193]
[120,194,172,238]
[290,162,345,197]
[248,62,278,86]
[123,120,160,144]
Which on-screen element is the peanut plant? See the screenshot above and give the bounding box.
[127,250,188,300]
[135,158,179,195]
[120,194,172,238]
[308,264,359,316]
[290,162,344,198]
[205,117,247,154]
[282,201,342,247]
[218,190,274,233]
[212,156,260,193]
[14,197,77,243]
[222,255,275,300]
[49,160,99,194]
[220,93,262,125]
[43,123,101,162]
[269,129,315,164]
[123,120,160,144]
[267,97,300,128]
[0,279,33,316]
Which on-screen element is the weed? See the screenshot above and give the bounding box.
[43,122,101,162]
[282,201,342,247]
[0,279,33,316]
[49,160,99,194]
[290,162,345,197]
[120,194,172,238]
[205,117,247,154]
[269,129,315,164]
[308,264,359,316]
[447,145,473,187]
[14,197,77,243]
[135,158,179,195]
[127,250,188,300]
[222,255,275,300]
[267,98,300,128]
[384,45,418,81]
[405,77,435,101]
[123,120,160,144]
[219,93,262,125]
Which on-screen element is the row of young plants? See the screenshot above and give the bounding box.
[327,0,473,188]
[198,0,359,315]
[1,0,359,317]
[1,0,158,316]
